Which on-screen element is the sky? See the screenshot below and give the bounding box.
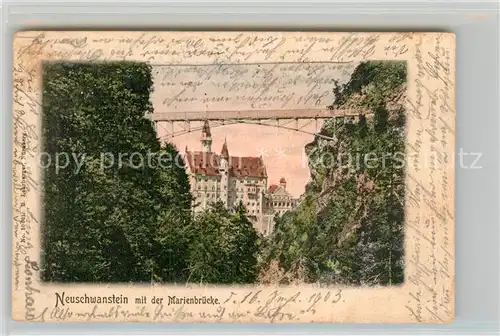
[156,120,320,198]
[151,62,357,198]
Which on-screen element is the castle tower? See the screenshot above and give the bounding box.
[201,120,212,152]
[219,138,230,207]
[279,177,287,189]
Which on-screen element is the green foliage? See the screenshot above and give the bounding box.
[261,61,407,286]
[329,60,407,109]
[41,60,405,286]
[186,201,260,284]
[41,62,192,283]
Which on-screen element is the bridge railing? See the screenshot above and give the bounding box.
[147,109,369,121]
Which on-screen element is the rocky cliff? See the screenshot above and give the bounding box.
[259,61,407,286]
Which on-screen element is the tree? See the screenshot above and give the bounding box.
[260,61,407,286]
[41,62,192,283]
[186,201,260,284]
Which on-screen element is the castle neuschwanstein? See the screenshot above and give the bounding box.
[184,121,298,235]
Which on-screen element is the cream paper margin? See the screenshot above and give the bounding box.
[12,31,455,323]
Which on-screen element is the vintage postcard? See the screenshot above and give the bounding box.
[12,31,455,323]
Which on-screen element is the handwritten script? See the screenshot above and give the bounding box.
[152,62,357,112]
[12,47,40,322]
[24,289,343,322]
[405,33,454,323]
[12,31,454,323]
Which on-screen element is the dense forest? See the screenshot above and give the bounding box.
[41,60,406,286]
[259,61,407,286]
[41,62,258,284]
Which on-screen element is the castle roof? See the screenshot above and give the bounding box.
[268,184,280,193]
[185,151,267,178]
